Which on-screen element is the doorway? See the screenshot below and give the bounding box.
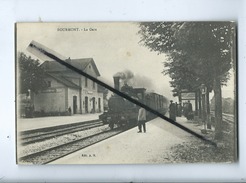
[85,96,88,113]
[98,98,101,112]
[92,97,95,113]
[73,96,77,114]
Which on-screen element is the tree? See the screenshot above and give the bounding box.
[18,52,48,94]
[138,22,235,140]
[163,51,204,94]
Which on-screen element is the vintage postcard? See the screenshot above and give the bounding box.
[16,22,237,164]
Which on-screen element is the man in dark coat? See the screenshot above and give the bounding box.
[169,100,176,121]
[187,100,192,113]
[177,102,182,117]
[187,100,193,120]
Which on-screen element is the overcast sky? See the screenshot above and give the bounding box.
[16,22,235,100]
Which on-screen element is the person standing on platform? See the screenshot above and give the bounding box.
[177,102,182,117]
[187,100,193,113]
[137,107,147,133]
[187,100,193,120]
[183,102,188,118]
[169,100,176,121]
[175,102,179,117]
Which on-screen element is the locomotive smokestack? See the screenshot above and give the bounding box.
[113,76,121,91]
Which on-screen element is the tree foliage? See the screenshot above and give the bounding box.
[138,22,235,92]
[18,52,48,94]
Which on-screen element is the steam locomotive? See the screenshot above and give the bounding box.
[99,76,168,129]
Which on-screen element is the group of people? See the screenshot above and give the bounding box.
[169,100,193,121]
[136,100,193,133]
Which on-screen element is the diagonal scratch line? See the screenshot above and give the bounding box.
[29,43,217,146]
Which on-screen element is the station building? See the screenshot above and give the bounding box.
[33,58,104,115]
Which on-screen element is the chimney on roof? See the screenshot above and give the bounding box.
[113,76,120,91]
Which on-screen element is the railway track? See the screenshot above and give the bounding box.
[210,112,235,124]
[210,112,235,134]
[222,113,234,124]
[19,128,125,164]
[20,119,104,145]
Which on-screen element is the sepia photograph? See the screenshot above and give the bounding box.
[16,22,237,165]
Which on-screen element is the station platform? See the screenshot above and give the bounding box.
[17,113,102,132]
[50,116,210,164]
[176,116,215,137]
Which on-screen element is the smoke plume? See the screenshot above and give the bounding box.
[114,70,134,84]
[130,74,155,92]
[114,70,155,92]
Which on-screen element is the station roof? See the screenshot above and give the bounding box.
[41,58,100,76]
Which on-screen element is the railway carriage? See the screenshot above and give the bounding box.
[99,76,168,129]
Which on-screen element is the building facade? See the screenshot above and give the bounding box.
[33,58,104,115]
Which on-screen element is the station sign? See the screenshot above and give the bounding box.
[84,90,93,95]
[181,92,196,100]
[41,88,63,93]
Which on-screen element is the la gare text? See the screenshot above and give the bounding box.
[57,28,97,32]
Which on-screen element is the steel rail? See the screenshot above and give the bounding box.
[21,122,104,145]
[19,128,124,164]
